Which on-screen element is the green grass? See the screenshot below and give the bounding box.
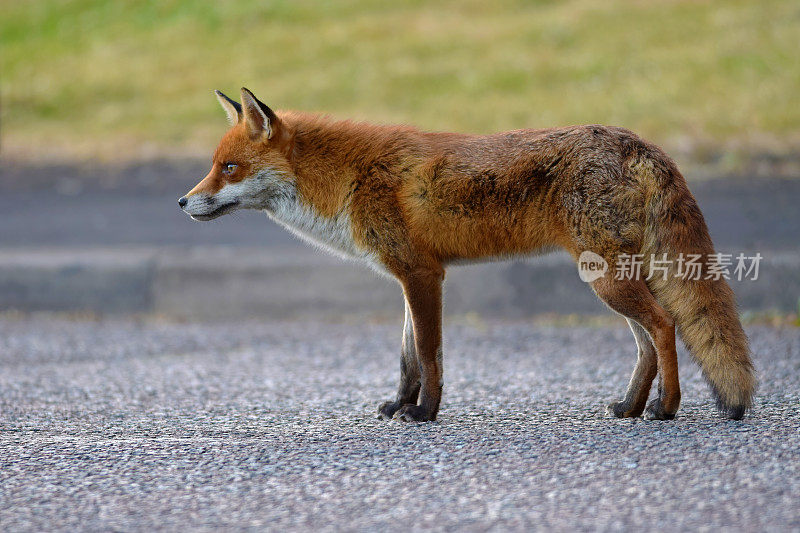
[1,0,799,163]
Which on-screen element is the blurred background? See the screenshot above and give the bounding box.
[1,0,798,322]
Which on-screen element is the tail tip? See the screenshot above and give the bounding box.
[723,404,747,420]
[707,368,755,421]
[715,395,748,420]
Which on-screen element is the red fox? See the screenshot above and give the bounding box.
[179,88,756,422]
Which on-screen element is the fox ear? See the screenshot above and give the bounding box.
[240,87,277,140]
[215,90,241,125]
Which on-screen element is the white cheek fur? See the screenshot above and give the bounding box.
[183,168,284,215]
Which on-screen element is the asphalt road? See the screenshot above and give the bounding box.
[1,178,799,250]
[1,316,798,531]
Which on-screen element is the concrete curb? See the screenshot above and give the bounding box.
[0,246,797,319]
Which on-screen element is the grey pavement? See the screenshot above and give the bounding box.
[1,171,799,318]
[1,316,799,531]
[2,246,799,320]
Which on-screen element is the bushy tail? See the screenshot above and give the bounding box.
[634,153,756,419]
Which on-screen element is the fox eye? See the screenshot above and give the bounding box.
[223,163,237,174]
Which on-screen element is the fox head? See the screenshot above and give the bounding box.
[179,88,295,221]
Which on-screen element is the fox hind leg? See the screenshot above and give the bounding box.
[377,298,421,419]
[591,277,681,420]
[607,318,658,418]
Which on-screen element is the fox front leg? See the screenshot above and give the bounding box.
[391,269,444,422]
[377,299,421,419]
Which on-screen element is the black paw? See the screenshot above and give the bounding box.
[644,398,676,420]
[377,400,403,420]
[607,401,643,418]
[392,404,434,422]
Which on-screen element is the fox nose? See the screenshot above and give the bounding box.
[178,196,188,208]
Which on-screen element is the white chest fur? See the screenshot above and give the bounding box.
[265,194,385,272]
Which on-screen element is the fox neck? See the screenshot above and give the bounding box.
[284,112,393,218]
[262,112,383,265]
